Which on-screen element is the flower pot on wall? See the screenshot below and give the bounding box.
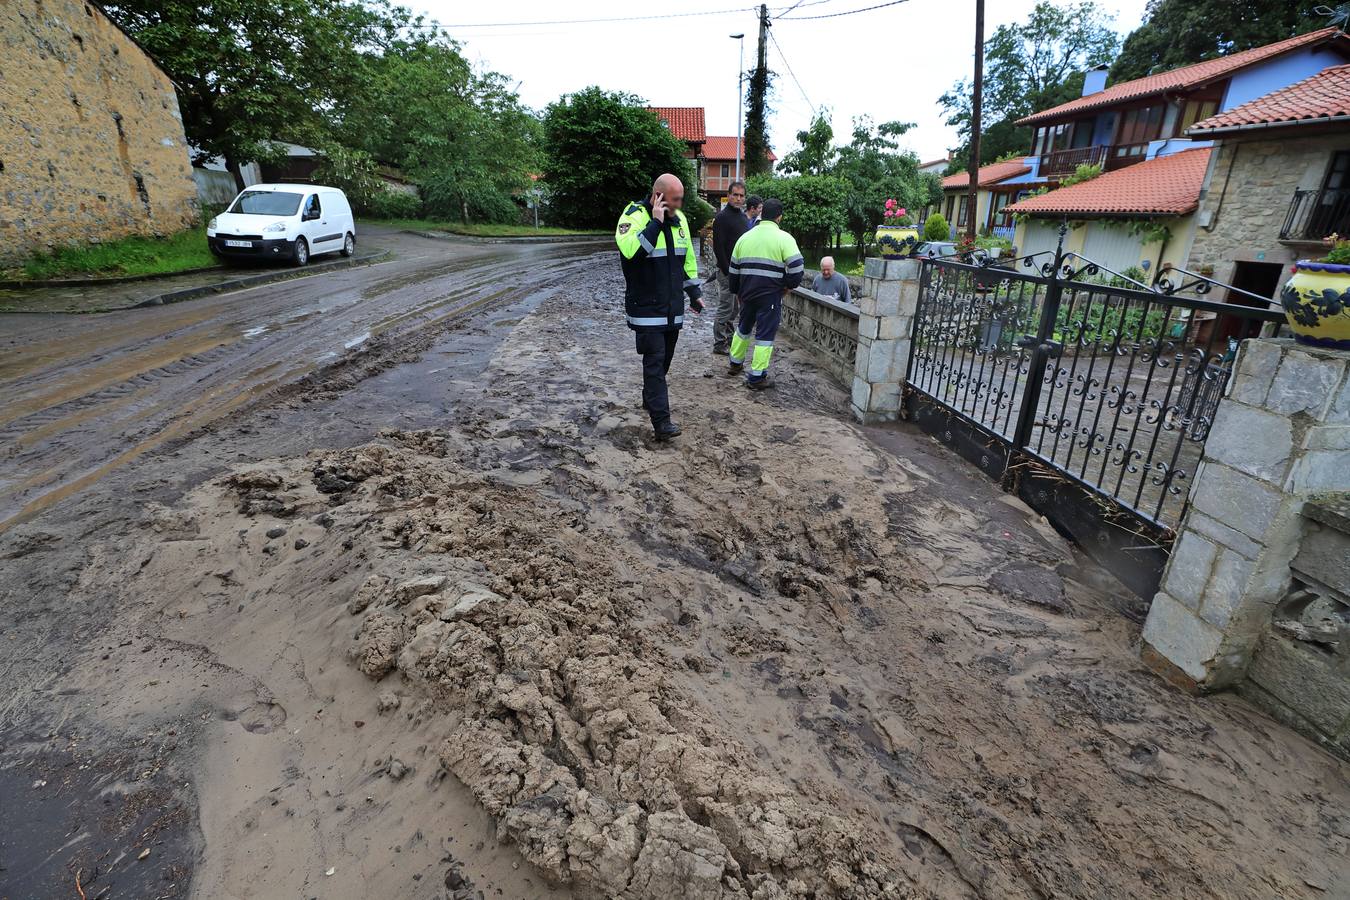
[1280,261,1350,349]
[875,225,919,260]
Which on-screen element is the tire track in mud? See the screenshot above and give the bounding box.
[0,243,607,530]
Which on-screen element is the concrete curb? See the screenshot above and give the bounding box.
[403,229,611,245]
[131,251,392,309]
[0,250,391,315]
[0,264,226,290]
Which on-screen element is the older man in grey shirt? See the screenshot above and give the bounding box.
[811,256,851,303]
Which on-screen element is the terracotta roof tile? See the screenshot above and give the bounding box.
[1189,63,1350,133]
[941,158,1032,189]
[1004,147,1212,217]
[702,135,776,162]
[1018,28,1346,126]
[646,107,706,142]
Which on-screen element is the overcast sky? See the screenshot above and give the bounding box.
[412,0,1151,164]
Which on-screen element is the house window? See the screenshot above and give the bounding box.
[957,195,969,226]
[720,163,729,178]
[989,191,1012,227]
[1178,98,1218,134]
[1115,104,1163,150]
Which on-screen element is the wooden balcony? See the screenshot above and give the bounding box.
[1038,145,1108,178]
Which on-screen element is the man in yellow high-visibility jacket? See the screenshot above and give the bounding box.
[727,198,803,389]
[615,173,703,440]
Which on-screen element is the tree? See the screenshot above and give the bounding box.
[101,0,390,190]
[832,119,940,252]
[939,1,1118,166]
[1112,0,1322,82]
[333,26,539,223]
[777,113,835,176]
[745,174,847,254]
[541,88,695,229]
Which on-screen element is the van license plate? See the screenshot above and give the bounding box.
[225,240,252,248]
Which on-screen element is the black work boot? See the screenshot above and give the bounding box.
[725,361,744,378]
[653,420,682,441]
[712,342,728,355]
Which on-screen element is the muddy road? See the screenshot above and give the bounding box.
[1,242,1348,900]
[0,227,599,529]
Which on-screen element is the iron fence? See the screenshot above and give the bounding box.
[1280,187,1350,242]
[904,230,1286,597]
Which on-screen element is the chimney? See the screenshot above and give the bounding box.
[1082,64,1109,97]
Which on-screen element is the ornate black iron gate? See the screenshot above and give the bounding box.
[904,237,1286,598]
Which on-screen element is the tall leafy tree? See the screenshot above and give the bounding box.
[1112,0,1324,82]
[333,26,539,222]
[832,119,940,251]
[541,88,694,230]
[777,113,836,176]
[101,0,390,189]
[939,0,1118,167]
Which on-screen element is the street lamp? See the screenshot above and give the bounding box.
[730,33,745,183]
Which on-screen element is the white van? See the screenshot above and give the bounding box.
[207,184,356,267]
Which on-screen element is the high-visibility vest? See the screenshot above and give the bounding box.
[728,220,804,304]
[616,200,701,332]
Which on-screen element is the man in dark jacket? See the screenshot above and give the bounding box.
[615,173,704,440]
[709,181,750,354]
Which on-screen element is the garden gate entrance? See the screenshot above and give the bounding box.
[904,237,1286,599]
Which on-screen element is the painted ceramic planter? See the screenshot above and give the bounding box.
[1280,260,1350,350]
[875,226,920,260]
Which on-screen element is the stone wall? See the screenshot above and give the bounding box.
[0,0,198,264]
[1187,135,1350,292]
[781,287,859,387]
[1142,339,1350,704]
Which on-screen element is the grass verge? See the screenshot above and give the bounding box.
[5,225,217,281]
[370,218,606,238]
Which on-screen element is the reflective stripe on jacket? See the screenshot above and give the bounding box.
[727,220,804,305]
[616,200,701,333]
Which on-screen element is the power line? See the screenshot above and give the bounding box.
[440,6,756,28]
[767,28,815,116]
[440,2,822,29]
[776,0,910,20]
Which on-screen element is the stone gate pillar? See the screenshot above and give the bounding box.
[852,258,922,423]
[1141,338,1350,691]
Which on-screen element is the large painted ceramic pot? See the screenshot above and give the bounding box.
[875,225,920,260]
[1280,260,1350,349]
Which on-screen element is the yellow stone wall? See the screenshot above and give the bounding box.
[0,0,198,265]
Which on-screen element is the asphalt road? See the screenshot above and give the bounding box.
[0,226,608,530]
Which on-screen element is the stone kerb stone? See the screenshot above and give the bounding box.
[852,258,921,424]
[1141,339,1350,691]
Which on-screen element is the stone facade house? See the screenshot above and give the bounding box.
[1186,63,1350,301]
[0,0,198,265]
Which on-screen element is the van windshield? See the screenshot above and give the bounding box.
[229,191,303,216]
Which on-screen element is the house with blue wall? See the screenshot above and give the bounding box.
[1003,28,1350,283]
[1017,27,1350,182]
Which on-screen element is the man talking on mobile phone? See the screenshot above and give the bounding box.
[615,173,704,441]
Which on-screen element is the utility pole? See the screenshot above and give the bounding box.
[731,33,745,183]
[743,3,772,177]
[967,0,984,243]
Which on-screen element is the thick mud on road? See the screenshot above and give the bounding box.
[2,256,1348,898]
[0,227,596,529]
